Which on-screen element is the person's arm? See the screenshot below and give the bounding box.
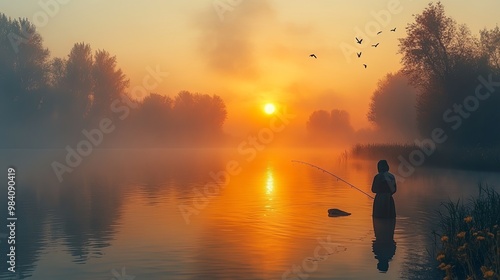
[371,175,379,193]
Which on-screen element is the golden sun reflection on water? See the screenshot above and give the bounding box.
[265,167,275,213]
[266,167,274,196]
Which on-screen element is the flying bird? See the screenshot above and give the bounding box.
[363,64,367,68]
[377,31,382,35]
[356,52,362,58]
[355,37,363,44]
[309,54,317,59]
[390,27,396,32]
[372,43,380,47]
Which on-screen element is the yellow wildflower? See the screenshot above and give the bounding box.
[483,270,494,278]
[441,235,449,242]
[457,231,466,238]
[436,254,445,261]
[488,232,494,238]
[464,216,473,223]
[481,266,495,278]
[477,236,485,241]
[438,263,446,270]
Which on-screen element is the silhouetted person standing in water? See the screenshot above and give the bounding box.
[371,160,396,218]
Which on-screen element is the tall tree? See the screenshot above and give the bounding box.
[62,42,93,121]
[399,2,479,90]
[0,14,49,120]
[399,2,500,147]
[91,50,129,117]
[480,25,500,73]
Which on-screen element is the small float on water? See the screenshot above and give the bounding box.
[328,208,351,217]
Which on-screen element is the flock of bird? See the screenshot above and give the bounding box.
[309,27,397,69]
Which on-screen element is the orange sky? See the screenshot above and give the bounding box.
[2,1,499,136]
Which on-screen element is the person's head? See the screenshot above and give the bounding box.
[377,261,389,272]
[377,160,389,173]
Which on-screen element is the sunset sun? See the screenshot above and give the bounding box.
[264,103,276,115]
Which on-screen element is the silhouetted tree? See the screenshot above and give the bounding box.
[307,110,330,135]
[194,93,227,133]
[399,2,500,147]
[173,91,227,135]
[399,2,479,91]
[61,42,94,123]
[136,93,173,140]
[368,72,418,142]
[0,14,53,147]
[48,57,66,89]
[330,109,354,135]
[480,25,500,73]
[91,50,129,118]
[307,109,354,144]
[0,14,49,121]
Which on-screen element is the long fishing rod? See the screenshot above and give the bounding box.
[292,160,374,200]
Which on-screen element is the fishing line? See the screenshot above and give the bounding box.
[292,160,375,200]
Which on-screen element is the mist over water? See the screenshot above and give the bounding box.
[1,148,498,279]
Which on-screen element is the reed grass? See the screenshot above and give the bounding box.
[435,184,500,279]
[351,144,500,171]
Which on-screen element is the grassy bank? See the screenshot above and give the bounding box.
[434,185,500,279]
[351,144,500,171]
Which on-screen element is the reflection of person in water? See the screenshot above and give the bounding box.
[372,217,396,272]
[371,160,396,218]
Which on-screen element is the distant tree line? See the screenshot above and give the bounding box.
[0,14,227,148]
[306,109,355,145]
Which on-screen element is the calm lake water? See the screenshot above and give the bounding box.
[1,148,499,280]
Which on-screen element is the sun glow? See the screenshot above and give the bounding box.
[266,168,274,195]
[264,103,276,115]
